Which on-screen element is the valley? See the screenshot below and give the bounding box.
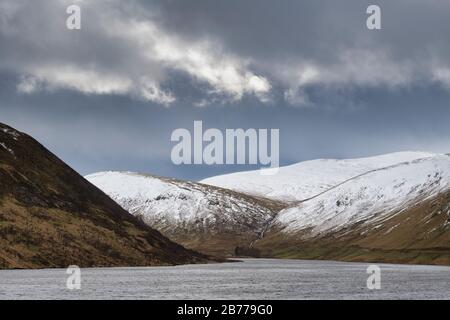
[1,121,449,268]
[88,152,450,265]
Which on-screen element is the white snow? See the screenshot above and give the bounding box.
[85,171,275,233]
[201,152,437,202]
[87,172,175,201]
[275,155,450,236]
[0,142,15,156]
[86,152,450,239]
[1,128,20,140]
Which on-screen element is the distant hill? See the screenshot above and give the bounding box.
[0,123,209,269]
[201,151,437,202]
[86,171,286,257]
[255,155,450,265]
[89,152,450,265]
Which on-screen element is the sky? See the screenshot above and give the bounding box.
[1,0,450,180]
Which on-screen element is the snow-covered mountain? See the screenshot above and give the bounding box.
[86,151,450,264]
[273,154,450,236]
[255,154,450,265]
[201,152,436,202]
[85,171,285,256]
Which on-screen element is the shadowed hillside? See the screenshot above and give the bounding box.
[0,123,210,269]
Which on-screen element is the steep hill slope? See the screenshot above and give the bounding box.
[0,123,209,269]
[86,171,286,257]
[255,155,450,265]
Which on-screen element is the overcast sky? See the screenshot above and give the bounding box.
[1,0,450,180]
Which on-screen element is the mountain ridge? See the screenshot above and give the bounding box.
[86,171,286,257]
[201,151,437,202]
[90,151,450,265]
[253,154,450,265]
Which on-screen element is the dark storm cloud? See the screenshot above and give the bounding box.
[2,0,450,106]
[0,0,450,180]
[154,0,450,59]
[152,0,450,101]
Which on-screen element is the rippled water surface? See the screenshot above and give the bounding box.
[0,259,449,299]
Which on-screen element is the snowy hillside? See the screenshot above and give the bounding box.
[85,171,285,255]
[273,154,450,236]
[201,152,436,202]
[86,152,450,261]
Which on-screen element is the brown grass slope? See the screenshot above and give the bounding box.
[255,191,450,265]
[0,123,210,269]
[163,192,286,258]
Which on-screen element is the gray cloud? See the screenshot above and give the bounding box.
[0,0,272,105]
[1,0,450,180]
[2,0,450,107]
[153,0,450,106]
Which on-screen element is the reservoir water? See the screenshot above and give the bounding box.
[0,259,448,299]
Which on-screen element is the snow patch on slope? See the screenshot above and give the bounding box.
[0,142,15,156]
[1,128,20,140]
